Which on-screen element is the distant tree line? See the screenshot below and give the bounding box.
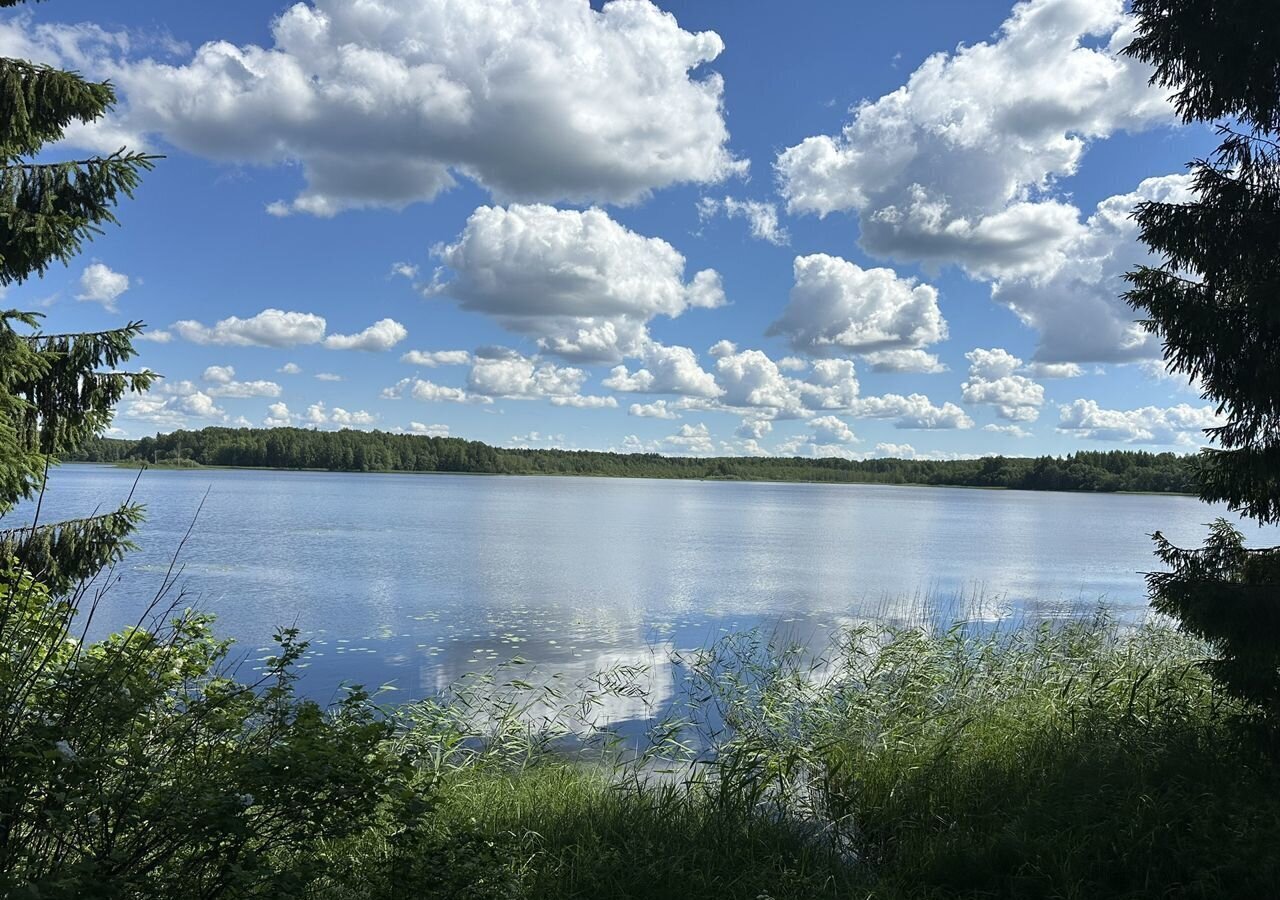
[67,427,1202,494]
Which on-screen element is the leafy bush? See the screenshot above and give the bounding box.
[0,562,413,899]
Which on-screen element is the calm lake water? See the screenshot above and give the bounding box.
[11,464,1278,720]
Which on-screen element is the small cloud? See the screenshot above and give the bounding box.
[76,262,130,311]
[983,423,1033,438]
[402,349,472,367]
[264,401,293,427]
[202,365,235,385]
[323,318,408,352]
[406,421,449,437]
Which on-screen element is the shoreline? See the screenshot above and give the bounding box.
[61,459,1199,498]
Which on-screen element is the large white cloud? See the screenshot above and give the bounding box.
[808,415,858,444]
[122,379,227,428]
[697,348,883,421]
[306,402,378,428]
[550,394,617,409]
[201,366,284,398]
[1057,399,1223,445]
[263,401,294,427]
[405,421,451,437]
[23,0,744,215]
[431,204,723,362]
[383,377,490,405]
[991,174,1194,363]
[768,254,947,356]
[603,343,721,398]
[663,423,716,455]
[960,347,1045,422]
[466,351,587,399]
[712,348,813,416]
[172,309,328,347]
[775,0,1172,279]
[170,308,406,351]
[384,349,611,406]
[850,393,974,429]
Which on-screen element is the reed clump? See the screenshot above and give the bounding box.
[309,615,1280,900]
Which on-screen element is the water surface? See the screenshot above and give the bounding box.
[11,465,1277,720]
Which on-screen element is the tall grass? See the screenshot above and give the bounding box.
[691,618,1278,898]
[307,614,1280,900]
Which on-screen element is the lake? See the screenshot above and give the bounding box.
[10,464,1278,720]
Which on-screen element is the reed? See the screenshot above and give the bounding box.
[311,613,1280,899]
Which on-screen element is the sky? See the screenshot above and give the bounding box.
[1,0,1227,460]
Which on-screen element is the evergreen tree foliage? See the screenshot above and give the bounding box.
[0,0,156,590]
[0,4,159,284]
[1124,0,1280,712]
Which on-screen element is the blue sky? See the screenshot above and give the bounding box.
[3,0,1224,459]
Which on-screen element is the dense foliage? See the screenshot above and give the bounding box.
[1124,0,1280,713]
[0,46,158,284]
[70,427,1202,494]
[0,0,157,589]
[0,567,407,899]
[0,6,427,897]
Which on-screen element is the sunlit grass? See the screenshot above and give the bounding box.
[306,614,1280,900]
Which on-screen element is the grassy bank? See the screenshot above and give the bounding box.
[305,618,1278,900]
[7,586,1278,898]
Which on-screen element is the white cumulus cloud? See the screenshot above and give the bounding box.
[776,0,1172,279]
[431,204,723,362]
[401,349,472,367]
[991,174,1194,363]
[629,400,682,419]
[76,262,129,311]
[1057,399,1223,445]
[263,402,294,427]
[603,343,721,398]
[850,393,974,429]
[808,415,858,444]
[323,318,408,352]
[306,402,378,428]
[173,309,328,347]
[961,348,1045,422]
[37,0,744,215]
[768,254,947,356]
[407,421,450,437]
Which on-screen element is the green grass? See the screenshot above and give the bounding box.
[302,616,1280,900]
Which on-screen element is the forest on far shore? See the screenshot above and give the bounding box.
[69,426,1201,495]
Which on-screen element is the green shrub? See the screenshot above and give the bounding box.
[0,560,412,899]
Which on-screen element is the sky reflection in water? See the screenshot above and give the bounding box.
[14,465,1278,732]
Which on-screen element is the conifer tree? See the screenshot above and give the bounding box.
[0,0,158,591]
[1123,0,1280,711]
